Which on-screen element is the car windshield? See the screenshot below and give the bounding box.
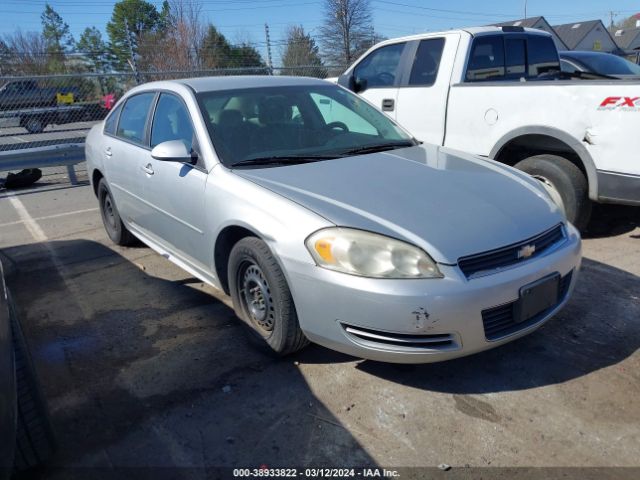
[196,84,415,167]
[574,53,640,75]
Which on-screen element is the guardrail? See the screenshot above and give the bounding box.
[0,143,85,184]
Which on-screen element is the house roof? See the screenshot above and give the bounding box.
[613,27,640,49]
[493,16,545,29]
[553,20,611,49]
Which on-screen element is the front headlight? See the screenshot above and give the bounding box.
[305,227,442,279]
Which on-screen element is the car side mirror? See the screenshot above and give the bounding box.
[338,73,367,93]
[151,140,197,164]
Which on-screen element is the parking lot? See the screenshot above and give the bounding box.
[0,173,639,477]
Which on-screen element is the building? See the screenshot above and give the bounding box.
[493,16,568,51]
[613,27,640,51]
[553,20,618,53]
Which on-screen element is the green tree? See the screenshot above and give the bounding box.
[200,25,233,68]
[228,43,265,68]
[106,0,161,69]
[41,3,74,72]
[77,27,113,73]
[282,25,325,76]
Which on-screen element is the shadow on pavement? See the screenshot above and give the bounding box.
[3,239,373,478]
[357,257,639,394]
[584,204,640,239]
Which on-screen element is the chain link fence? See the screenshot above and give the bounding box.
[0,65,344,153]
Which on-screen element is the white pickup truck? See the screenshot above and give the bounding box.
[336,26,640,229]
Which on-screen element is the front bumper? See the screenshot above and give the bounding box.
[284,224,582,363]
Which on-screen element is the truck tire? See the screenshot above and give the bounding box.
[514,154,592,231]
[9,292,56,471]
[24,117,44,134]
[228,237,309,356]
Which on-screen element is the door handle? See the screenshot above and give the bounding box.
[104,147,112,157]
[382,98,395,111]
[141,163,154,175]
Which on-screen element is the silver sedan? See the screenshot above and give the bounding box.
[85,76,581,363]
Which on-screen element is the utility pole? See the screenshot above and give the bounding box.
[609,11,618,30]
[124,18,140,84]
[264,23,273,74]
[524,0,527,19]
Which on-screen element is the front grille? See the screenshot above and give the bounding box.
[458,224,566,278]
[482,270,573,341]
[341,324,457,351]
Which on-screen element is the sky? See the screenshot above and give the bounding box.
[2,0,640,64]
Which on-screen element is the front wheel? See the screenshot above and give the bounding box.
[514,154,592,231]
[228,237,308,356]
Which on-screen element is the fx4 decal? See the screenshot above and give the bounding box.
[599,96,640,110]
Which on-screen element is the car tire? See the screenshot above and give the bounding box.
[98,179,136,246]
[228,237,309,356]
[9,292,56,471]
[514,154,592,231]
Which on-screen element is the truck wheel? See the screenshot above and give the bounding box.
[9,292,56,471]
[228,237,309,356]
[24,118,44,134]
[98,179,136,246]
[514,154,592,231]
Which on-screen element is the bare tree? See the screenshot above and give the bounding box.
[320,0,373,66]
[1,30,49,75]
[138,0,206,71]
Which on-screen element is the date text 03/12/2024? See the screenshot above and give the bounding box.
[232,468,401,477]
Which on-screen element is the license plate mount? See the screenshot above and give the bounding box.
[514,273,560,324]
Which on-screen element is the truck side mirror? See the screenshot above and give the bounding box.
[337,73,367,93]
[353,77,367,93]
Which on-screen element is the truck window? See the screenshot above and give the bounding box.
[353,42,405,89]
[408,38,445,86]
[505,39,526,79]
[527,36,560,77]
[465,36,505,81]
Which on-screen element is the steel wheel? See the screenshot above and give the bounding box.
[238,261,275,335]
[102,192,117,231]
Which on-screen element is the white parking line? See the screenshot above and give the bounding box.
[7,194,93,320]
[0,207,99,228]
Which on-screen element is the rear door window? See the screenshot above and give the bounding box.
[104,103,123,135]
[465,36,505,81]
[408,38,445,86]
[116,92,155,145]
[505,38,526,79]
[527,35,560,77]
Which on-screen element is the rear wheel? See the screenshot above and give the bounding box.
[514,154,592,231]
[98,179,136,246]
[228,237,308,356]
[24,117,44,134]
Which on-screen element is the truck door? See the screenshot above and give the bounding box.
[343,42,408,120]
[394,35,459,145]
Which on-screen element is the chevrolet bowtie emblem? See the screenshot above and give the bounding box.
[518,244,536,259]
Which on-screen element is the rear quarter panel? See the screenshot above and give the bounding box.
[445,81,640,177]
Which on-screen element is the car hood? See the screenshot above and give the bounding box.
[233,145,564,264]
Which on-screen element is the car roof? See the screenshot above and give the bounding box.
[140,75,329,93]
[370,26,551,45]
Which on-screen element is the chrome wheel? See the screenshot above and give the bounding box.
[239,262,274,333]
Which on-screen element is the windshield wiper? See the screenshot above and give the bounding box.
[230,154,337,168]
[335,140,416,157]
